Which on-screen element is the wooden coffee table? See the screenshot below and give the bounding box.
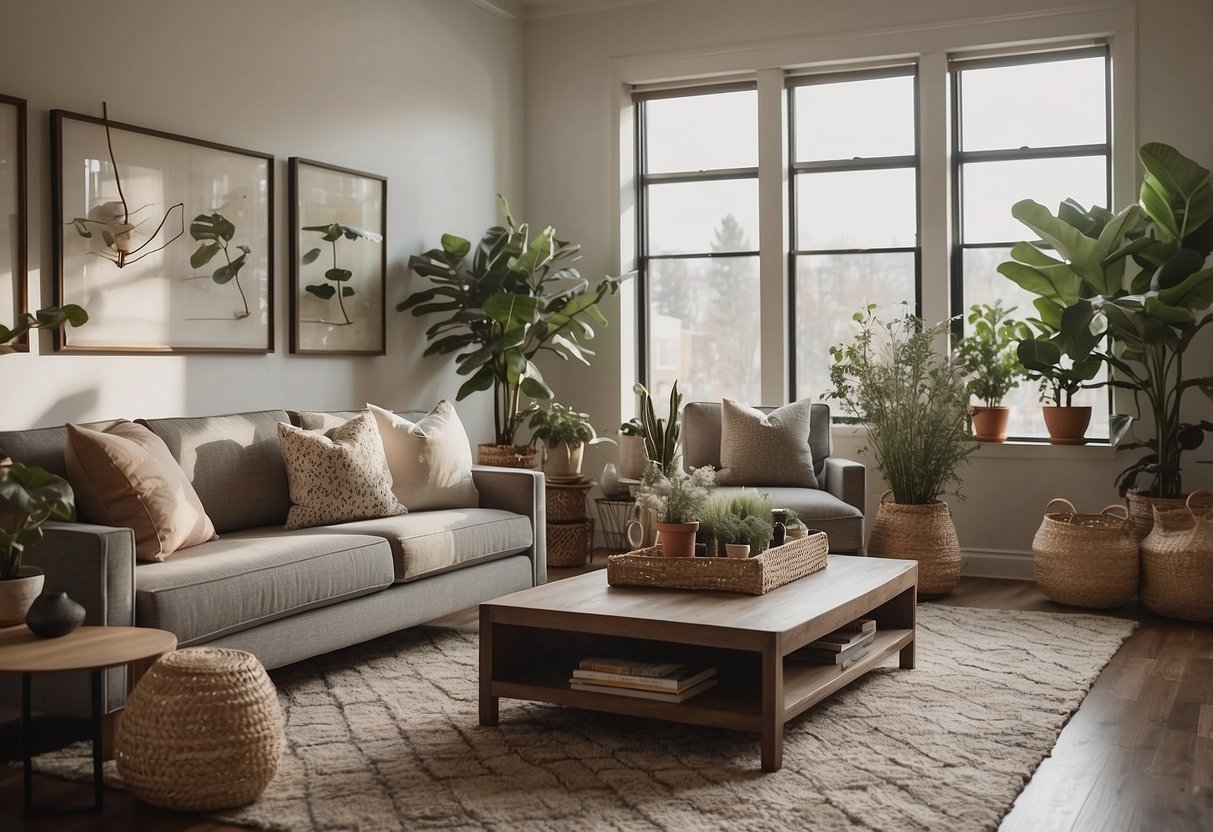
[0,625,177,813]
[480,554,917,771]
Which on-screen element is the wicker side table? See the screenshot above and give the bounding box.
[115,647,283,811]
[546,479,596,567]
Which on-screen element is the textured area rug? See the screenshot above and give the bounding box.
[33,605,1135,831]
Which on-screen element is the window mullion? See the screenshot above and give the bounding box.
[917,51,951,332]
[756,67,787,405]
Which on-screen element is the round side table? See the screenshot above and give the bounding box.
[0,625,177,814]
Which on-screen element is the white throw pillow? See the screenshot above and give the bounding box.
[367,402,480,511]
[717,397,818,488]
[277,412,406,530]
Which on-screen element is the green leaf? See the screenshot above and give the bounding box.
[305,284,336,300]
[441,234,471,260]
[191,242,221,268]
[1139,142,1213,240]
[212,253,247,285]
[1156,248,1207,290]
[342,286,355,297]
[1017,338,1062,371]
[303,223,344,242]
[71,218,93,239]
[1010,199,1103,287]
[325,268,353,282]
[484,293,540,330]
[456,365,496,400]
[1156,267,1213,309]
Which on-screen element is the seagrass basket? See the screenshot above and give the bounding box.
[546,480,594,522]
[476,443,536,469]
[867,492,960,596]
[1141,490,1213,622]
[1125,490,1213,541]
[115,647,283,811]
[548,519,594,567]
[1032,498,1139,609]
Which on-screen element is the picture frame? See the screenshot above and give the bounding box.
[288,157,386,355]
[1,94,26,352]
[51,110,274,353]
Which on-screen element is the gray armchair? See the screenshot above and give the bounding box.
[682,401,865,553]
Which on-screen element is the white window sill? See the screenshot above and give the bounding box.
[829,424,1119,461]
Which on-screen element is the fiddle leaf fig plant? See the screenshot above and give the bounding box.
[190,212,252,319]
[302,222,382,326]
[0,459,76,581]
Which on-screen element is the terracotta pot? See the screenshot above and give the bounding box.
[970,406,1010,443]
[0,566,45,627]
[867,492,960,596]
[543,441,584,482]
[476,443,536,469]
[1041,406,1092,445]
[618,435,647,480]
[654,520,699,557]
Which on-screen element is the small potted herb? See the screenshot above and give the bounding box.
[954,301,1027,442]
[636,463,716,557]
[523,402,613,482]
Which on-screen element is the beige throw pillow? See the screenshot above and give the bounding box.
[277,412,405,530]
[716,398,818,488]
[65,421,218,562]
[367,402,479,511]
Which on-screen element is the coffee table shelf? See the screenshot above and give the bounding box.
[481,556,918,771]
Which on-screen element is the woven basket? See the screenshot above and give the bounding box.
[548,519,594,567]
[477,443,536,469]
[115,647,283,811]
[1126,489,1213,541]
[1141,490,1213,622]
[547,481,593,522]
[1032,498,1138,609]
[607,531,828,595]
[867,492,960,596]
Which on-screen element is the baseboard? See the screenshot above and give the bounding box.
[960,548,1034,581]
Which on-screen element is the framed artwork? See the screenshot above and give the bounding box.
[52,110,273,352]
[0,94,26,352]
[288,157,386,355]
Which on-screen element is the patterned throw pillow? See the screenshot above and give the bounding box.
[716,398,818,488]
[277,412,405,530]
[367,402,479,511]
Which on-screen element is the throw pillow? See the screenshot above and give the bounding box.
[716,398,819,488]
[277,412,405,530]
[367,402,479,511]
[64,421,218,562]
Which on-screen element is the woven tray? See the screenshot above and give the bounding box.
[607,531,828,595]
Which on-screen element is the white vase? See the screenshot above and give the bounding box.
[0,566,46,627]
[725,543,751,559]
[599,463,629,498]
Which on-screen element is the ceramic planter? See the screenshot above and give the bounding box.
[543,441,585,482]
[970,406,1010,443]
[1041,406,1092,445]
[655,520,699,557]
[0,566,46,627]
[724,543,751,558]
[26,591,87,638]
[618,435,647,480]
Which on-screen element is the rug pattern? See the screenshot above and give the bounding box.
[33,605,1136,831]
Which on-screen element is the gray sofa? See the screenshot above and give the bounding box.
[681,401,866,553]
[0,408,545,720]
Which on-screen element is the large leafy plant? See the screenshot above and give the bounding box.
[999,143,1213,497]
[828,305,978,505]
[400,197,624,447]
[0,459,75,580]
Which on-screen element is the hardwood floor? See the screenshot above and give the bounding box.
[2,558,1209,831]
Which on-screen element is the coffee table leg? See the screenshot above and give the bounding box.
[760,646,783,772]
[479,611,499,726]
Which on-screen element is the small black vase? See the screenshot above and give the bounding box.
[26,591,86,639]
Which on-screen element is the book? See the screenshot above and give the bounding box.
[571,666,716,692]
[808,630,874,652]
[569,677,718,703]
[791,632,876,665]
[839,647,873,671]
[840,618,877,634]
[577,657,687,678]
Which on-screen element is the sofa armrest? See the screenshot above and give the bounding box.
[23,521,137,627]
[472,466,547,585]
[823,457,865,515]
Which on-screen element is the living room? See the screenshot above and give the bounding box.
[1,0,1211,830]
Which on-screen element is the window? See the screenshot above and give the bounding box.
[635,84,761,405]
[951,48,1112,439]
[788,69,920,400]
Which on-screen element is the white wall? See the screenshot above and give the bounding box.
[0,0,525,442]
[524,0,1213,572]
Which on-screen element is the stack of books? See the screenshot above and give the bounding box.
[790,618,877,669]
[569,657,717,702]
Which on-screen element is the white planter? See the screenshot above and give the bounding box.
[725,543,751,559]
[543,441,585,481]
[618,435,647,480]
[0,566,45,627]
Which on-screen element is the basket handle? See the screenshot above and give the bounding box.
[1045,497,1077,516]
[1099,504,1131,530]
[1187,488,1213,521]
[880,490,894,504]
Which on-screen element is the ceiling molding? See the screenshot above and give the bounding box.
[467,0,523,20]
[522,0,667,20]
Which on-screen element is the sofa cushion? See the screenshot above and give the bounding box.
[683,401,832,480]
[302,509,533,582]
[0,420,121,478]
[368,402,479,511]
[65,421,217,561]
[278,414,406,530]
[140,410,293,534]
[717,398,818,489]
[134,527,395,646]
[713,486,864,553]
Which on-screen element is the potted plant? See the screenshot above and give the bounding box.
[634,381,682,476]
[617,417,647,480]
[399,196,626,467]
[522,401,614,482]
[999,144,1213,534]
[635,463,715,557]
[953,301,1026,442]
[828,304,979,595]
[0,459,76,625]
